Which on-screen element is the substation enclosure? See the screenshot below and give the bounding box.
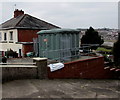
[34,29,80,62]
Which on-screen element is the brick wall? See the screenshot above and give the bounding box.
[48,56,115,79]
[18,29,40,55]
[22,44,33,55]
[18,29,39,42]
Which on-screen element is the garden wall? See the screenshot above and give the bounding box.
[48,56,115,79]
[1,66,37,82]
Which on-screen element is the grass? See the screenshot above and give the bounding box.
[96,47,112,53]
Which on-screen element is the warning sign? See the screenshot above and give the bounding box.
[44,39,48,42]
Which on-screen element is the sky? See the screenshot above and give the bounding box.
[0,1,119,29]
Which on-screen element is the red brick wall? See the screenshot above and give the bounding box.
[18,29,40,42]
[22,44,33,56]
[48,57,114,79]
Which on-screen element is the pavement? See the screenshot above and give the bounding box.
[2,79,120,99]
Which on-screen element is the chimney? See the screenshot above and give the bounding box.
[14,9,24,18]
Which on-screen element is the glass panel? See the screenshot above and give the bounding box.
[0,32,1,41]
[10,31,13,40]
[4,33,7,40]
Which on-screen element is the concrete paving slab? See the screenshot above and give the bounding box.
[2,80,39,98]
[2,79,120,99]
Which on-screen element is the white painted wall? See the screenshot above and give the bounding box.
[0,43,22,53]
[0,29,22,55]
[0,29,18,43]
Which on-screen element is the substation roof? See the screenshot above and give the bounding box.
[37,29,80,34]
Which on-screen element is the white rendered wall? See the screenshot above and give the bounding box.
[0,29,22,54]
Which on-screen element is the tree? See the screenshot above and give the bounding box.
[81,27,104,49]
[113,33,120,67]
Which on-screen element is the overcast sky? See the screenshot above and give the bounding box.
[0,2,118,29]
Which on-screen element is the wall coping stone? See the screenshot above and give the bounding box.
[33,57,47,61]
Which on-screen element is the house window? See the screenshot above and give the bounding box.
[10,31,13,40]
[4,32,7,41]
[0,32,1,41]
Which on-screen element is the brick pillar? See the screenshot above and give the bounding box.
[33,58,48,79]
